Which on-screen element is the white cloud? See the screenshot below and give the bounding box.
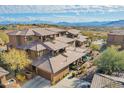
[0,5,124,14]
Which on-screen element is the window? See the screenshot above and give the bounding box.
[39,37,41,39]
[28,36,33,41]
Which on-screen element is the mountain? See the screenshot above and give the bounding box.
[56,21,109,27]
[104,20,124,27]
[56,20,124,27]
[0,19,124,27]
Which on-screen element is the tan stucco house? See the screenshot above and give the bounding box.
[107,30,124,48]
[7,27,89,84]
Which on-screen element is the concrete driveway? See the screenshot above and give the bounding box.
[22,76,51,88]
[52,73,90,88]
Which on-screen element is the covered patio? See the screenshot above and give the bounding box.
[32,28,58,42]
[44,40,69,56]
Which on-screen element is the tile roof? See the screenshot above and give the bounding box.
[76,35,88,42]
[67,29,80,35]
[46,27,67,33]
[27,42,46,51]
[33,49,87,73]
[55,36,75,43]
[51,50,85,73]
[44,40,68,51]
[32,28,57,36]
[7,29,35,36]
[91,74,124,88]
[0,67,9,78]
[66,46,88,53]
[17,42,46,51]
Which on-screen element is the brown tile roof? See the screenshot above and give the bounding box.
[17,42,46,51]
[67,29,80,35]
[32,54,53,73]
[51,50,85,73]
[32,28,57,36]
[55,36,75,43]
[0,67,9,78]
[44,40,68,51]
[91,74,124,88]
[27,42,46,51]
[66,46,88,53]
[76,35,87,42]
[7,29,35,36]
[33,49,87,73]
[46,27,67,33]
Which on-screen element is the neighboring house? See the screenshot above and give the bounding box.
[0,67,9,87]
[91,74,124,88]
[7,27,89,84]
[107,30,124,47]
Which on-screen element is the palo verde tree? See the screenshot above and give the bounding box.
[95,46,124,75]
[0,32,9,44]
[1,49,31,76]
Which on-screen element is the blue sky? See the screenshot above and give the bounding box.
[0,5,124,23]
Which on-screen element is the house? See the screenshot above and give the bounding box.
[107,30,124,46]
[91,74,124,88]
[0,67,9,87]
[7,27,89,84]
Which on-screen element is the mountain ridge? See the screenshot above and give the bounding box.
[0,20,124,27]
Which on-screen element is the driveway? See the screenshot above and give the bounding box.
[52,73,90,88]
[22,76,51,88]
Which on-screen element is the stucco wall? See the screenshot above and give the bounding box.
[36,66,69,83]
[107,34,124,46]
[9,35,17,47]
[36,68,52,80]
[52,66,69,83]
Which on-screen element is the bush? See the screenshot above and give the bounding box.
[16,73,26,82]
[0,32,9,44]
[72,72,76,77]
[95,47,124,75]
[90,44,100,51]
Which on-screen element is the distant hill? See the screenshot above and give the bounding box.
[0,19,124,27]
[104,20,124,27]
[56,20,124,27]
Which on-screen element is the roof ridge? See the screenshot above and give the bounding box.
[48,56,54,73]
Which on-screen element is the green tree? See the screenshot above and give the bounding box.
[0,32,9,44]
[95,47,124,75]
[1,49,31,76]
[0,26,8,30]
